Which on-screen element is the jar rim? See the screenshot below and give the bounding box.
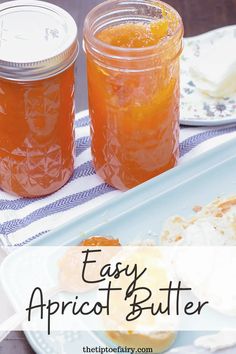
[83,0,183,61]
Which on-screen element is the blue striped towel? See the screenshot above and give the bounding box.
[0,110,236,247]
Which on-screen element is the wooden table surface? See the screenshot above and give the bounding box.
[0,0,236,353]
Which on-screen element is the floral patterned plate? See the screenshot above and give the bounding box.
[180,25,236,126]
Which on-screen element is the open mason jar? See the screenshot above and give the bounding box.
[84,0,183,190]
[0,0,78,197]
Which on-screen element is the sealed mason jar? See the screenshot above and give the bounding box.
[84,0,183,191]
[0,0,78,197]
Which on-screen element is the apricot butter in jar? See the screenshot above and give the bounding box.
[0,0,78,197]
[84,0,183,191]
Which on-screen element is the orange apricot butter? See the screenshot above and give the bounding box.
[84,0,183,190]
[80,236,121,247]
[0,1,78,197]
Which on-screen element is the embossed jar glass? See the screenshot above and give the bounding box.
[0,1,78,197]
[84,0,183,191]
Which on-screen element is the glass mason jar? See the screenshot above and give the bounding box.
[0,0,78,197]
[84,0,183,191]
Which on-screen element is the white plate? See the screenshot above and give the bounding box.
[2,139,236,353]
[180,25,236,126]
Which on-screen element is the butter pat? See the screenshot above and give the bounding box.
[190,38,236,98]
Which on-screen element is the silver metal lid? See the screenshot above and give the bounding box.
[0,0,78,81]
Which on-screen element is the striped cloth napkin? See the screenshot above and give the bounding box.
[0,109,236,247]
